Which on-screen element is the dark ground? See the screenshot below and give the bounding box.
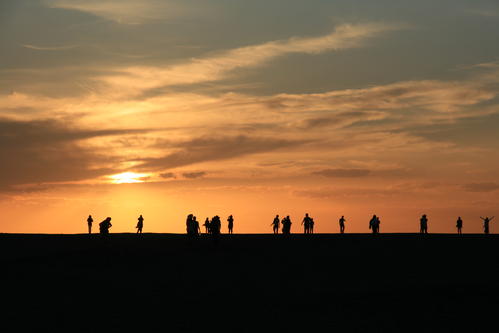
[1,233,499,332]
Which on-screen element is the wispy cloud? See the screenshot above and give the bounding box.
[464,182,499,192]
[44,0,201,24]
[313,169,371,178]
[182,171,207,179]
[21,44,81,51]
[99,23,402,94]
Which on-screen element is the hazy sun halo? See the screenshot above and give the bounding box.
[109,172,149,184]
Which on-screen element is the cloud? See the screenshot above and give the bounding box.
[21,44,81,51]
[182,171,207,179]
[313,168,371,178]
[44,0,199,24]
[137,135,311,171]
[159,172,176,179]
[464,182,499,192]
[99,23,402,93]
[293,111,387,129]
[0,118,153,189]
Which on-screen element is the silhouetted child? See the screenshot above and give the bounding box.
[271,215,280,234]
[87,215,93,234]
[456,217,463,235]
[339,216,346,234]
[420,214,428,234]
[227,215,234,234]
[480,216,494,234]
[310,218,315,234]
[99,217,112,235]
[136,215,144,234]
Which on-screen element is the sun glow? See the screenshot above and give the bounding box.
[109,172,150,184]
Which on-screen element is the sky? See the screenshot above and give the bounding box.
[1,0,499,234]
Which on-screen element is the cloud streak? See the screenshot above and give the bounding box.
[99,23,402,93]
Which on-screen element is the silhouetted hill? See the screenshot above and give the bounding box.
[2,233,498,332]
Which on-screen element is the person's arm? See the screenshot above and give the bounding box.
[490,216,495,221]
[480,217,485,220]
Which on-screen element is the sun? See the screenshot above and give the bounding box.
[109,172,149,184]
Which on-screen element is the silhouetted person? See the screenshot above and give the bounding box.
[480,216,495,234]
[282,216,292,234]
[99,217,112,235]
[186,214,193,235]
[192,216,200,236]
[456,217,463,235]
[136,215,144,234]
[227,215,234,234]
[271,215,280,234]
[369,215,378,234]
[87,215,93,234]
[309,218,315,234]
[203,218,210,234]
[211,215,221,235]
[339,216,346,234]
[420,214,428,234]
[375,216,380,233]
[302,213,312,234]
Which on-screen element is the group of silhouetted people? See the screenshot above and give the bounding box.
[85,213,496,235]
[86,214,143,235]
[86,215,113,235]
[197,215,234,236]
[270,215,293,234]
[301,213,315,234]
[186,214,201,236]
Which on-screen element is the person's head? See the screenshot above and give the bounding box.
[276,214,279,217]
[373,215,376,218]
[423,214,426,217]
[305,213,309,217]
[341,215,344,218]
[140,214,142,217]
[107,217,111,221]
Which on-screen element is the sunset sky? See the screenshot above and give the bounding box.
[1,0,499,233]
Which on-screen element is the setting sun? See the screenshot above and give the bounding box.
[109,172,150,184]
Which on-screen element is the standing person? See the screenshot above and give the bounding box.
[480,216,495,234]
[456,217,463,235]
[227,215,234,234]
[186,214,194,235]
[203,218,210,234]
[302,213,311,234]
[87,215,93,234]
[192,216,200,236]
[271,215,280,234]
[420,214,428,234]
[282,216,292,235]
[136,215,144,234]
[375,216,381,234]
[369,215,377,234]
[211,216,221,235]
[309,218,315,234]
[339,216,346,234]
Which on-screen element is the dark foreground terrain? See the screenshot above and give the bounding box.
[2,233,499,332]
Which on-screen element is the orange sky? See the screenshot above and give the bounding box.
[1,1,499,234]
